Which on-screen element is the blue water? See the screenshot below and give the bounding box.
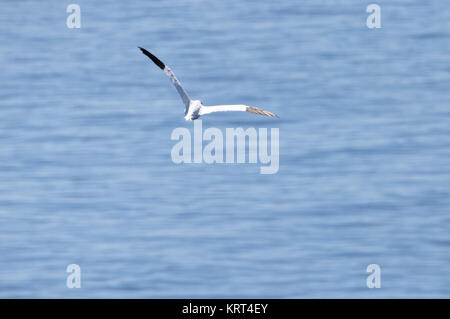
[1,0,450,298]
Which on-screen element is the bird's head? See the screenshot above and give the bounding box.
[191,99,203,107]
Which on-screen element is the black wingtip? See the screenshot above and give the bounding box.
[138,47,165,70]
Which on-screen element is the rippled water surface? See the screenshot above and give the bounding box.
[1,0,450,297]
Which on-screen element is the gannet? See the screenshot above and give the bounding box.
[139,47,279,121]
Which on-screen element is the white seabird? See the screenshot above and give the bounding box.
[139,47,279,121]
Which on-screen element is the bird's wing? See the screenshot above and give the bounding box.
[139,47,191,114]
[200,105,279,118]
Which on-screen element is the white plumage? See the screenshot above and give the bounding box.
[139,47,279,121]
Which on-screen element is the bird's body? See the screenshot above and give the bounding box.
[139,47,279,120]
[185,100,202,121]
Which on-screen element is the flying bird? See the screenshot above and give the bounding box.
[138,47,279,121]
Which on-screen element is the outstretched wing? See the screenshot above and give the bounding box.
[139,47,191,114]
[200,105,279,118]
